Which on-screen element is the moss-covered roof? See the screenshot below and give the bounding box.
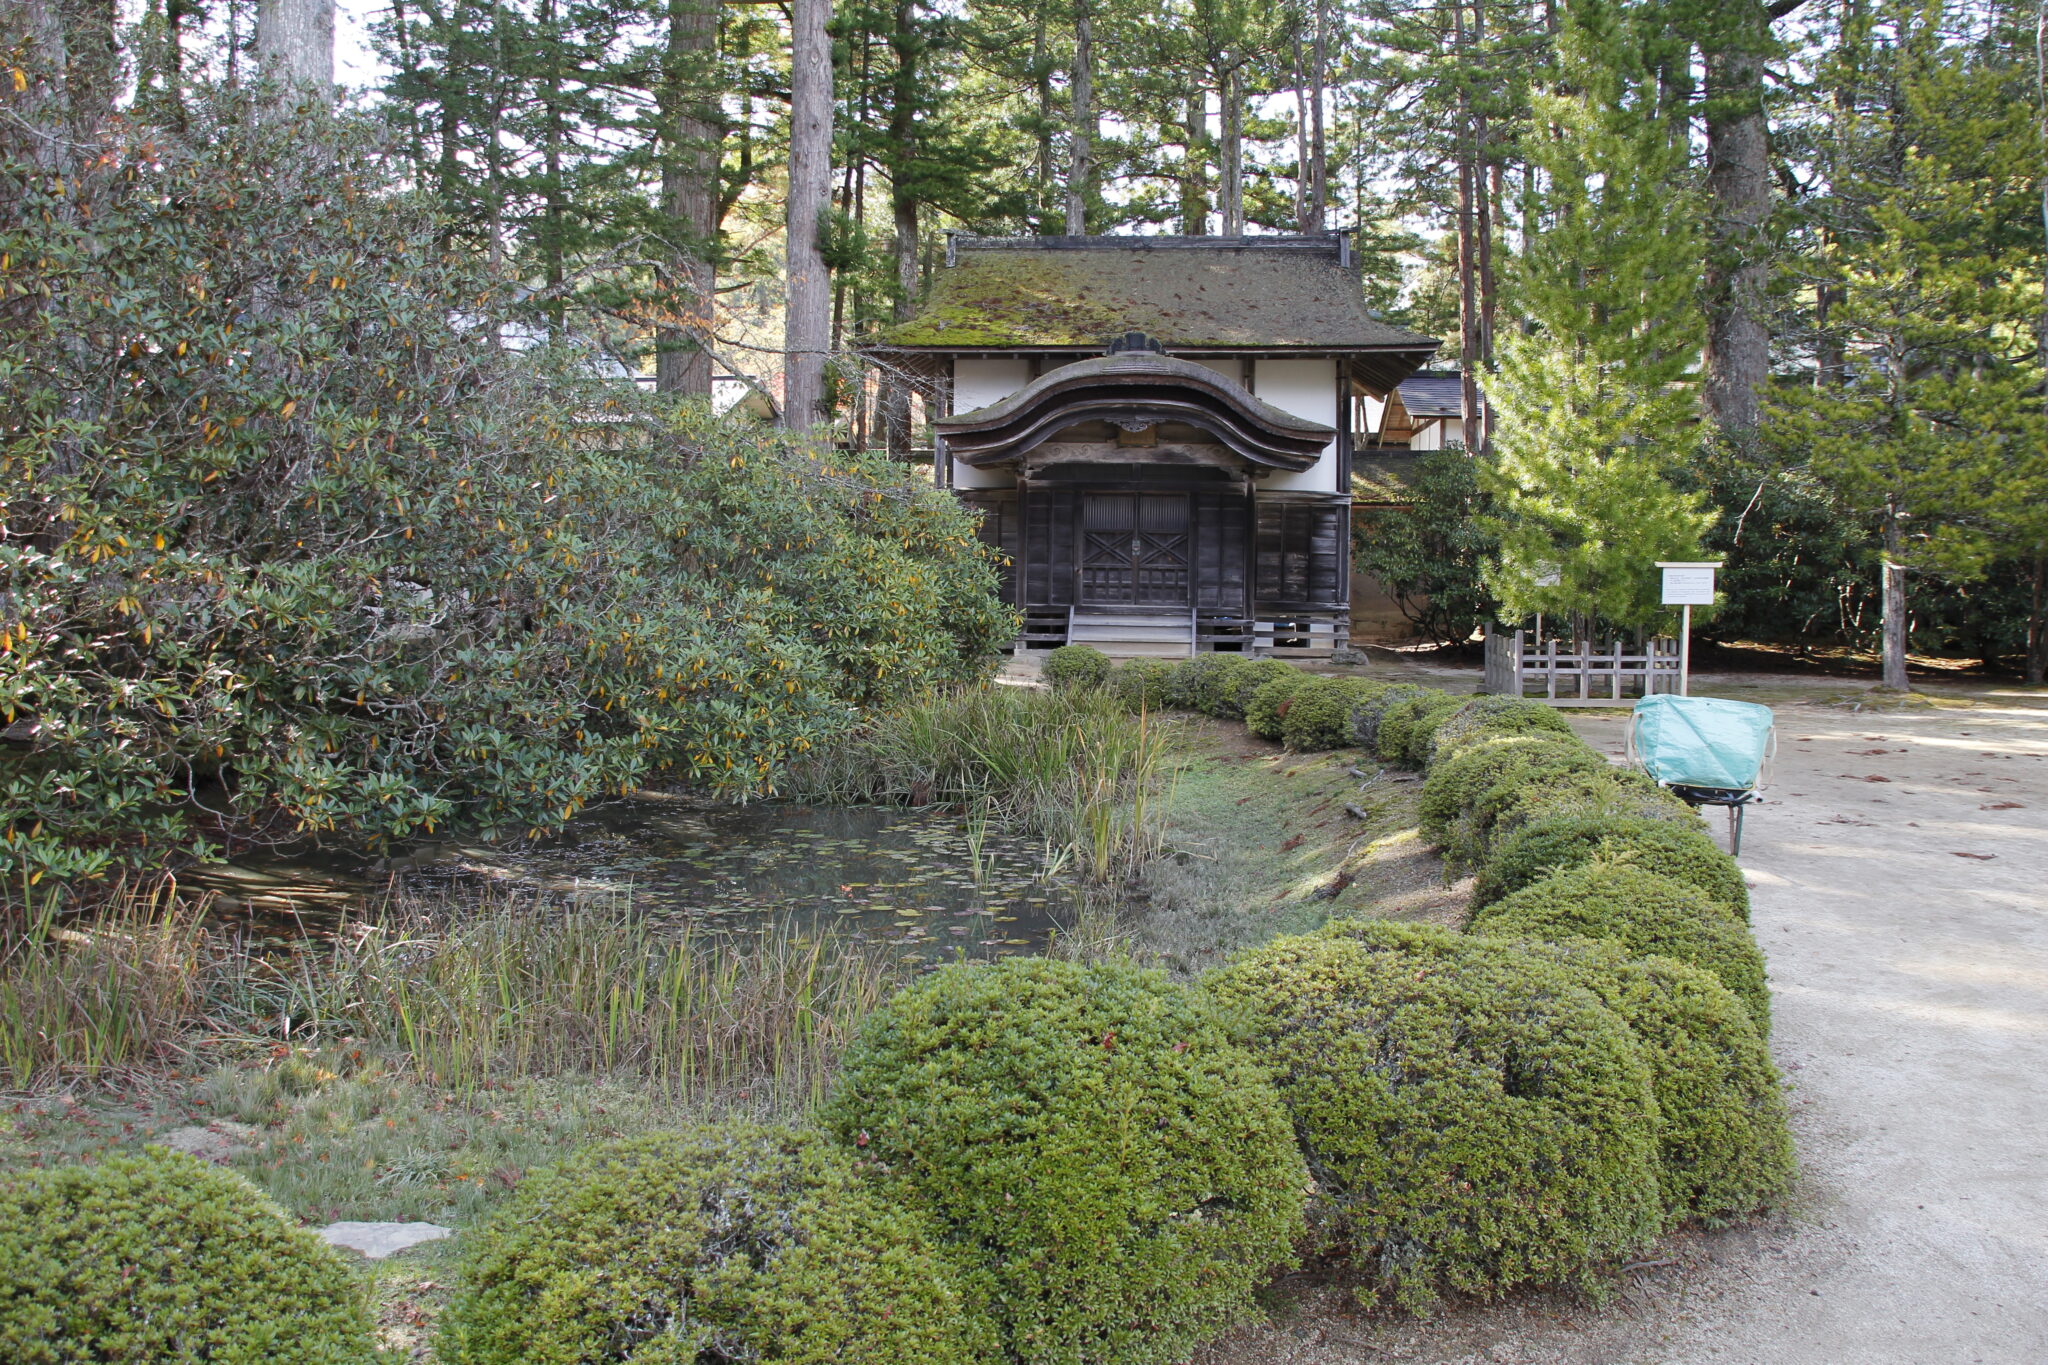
[875,236,1440,354]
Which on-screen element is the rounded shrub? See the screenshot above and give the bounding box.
[1377,690,1464,764]
[1497,937,1795,1224]
[1244,667,1313,740]
[1163,652,1236,713]
[1347,682,1429,752]
[1467,863,1768,1030]
[1043,644,1111,692]
[1426,695,1576,764]
[1224,657,1300,721]
[0,1148,374,1364]
[1418,735,1608,865]
[1205,921,1662,1310]
[437,1125,993,1365]
[1458,742,1616,849]
[1474,813,1749,918]
[1108,657,1173,712]
[821,957,1307,1365]
[1176,652,1269,718]
[1491,766,1699,844]
[1279,677,1387,751]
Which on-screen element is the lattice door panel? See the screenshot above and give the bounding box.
[1079,494,1190,606]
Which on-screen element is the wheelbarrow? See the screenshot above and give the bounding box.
[1625,694,1776,856]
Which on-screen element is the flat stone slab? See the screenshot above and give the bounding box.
[318,1221,454,1260]
[154,1121,258,1164]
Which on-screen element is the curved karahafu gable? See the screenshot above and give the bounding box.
[936,353,1335,472]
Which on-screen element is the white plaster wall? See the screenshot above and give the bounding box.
[1251,358,1339,493]
[1410,419,1450,451]
[950,357,1031,489]
[1359,393,1387,437]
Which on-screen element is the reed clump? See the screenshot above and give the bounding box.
[786,685,1171,883]
[0,878,211,1086]
[0,880,895,1104]
[310,897,894,1102]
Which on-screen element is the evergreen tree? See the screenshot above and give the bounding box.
[1481,0,1711,633]
[1771,1,2044,689]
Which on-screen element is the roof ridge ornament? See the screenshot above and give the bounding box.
[1105,331,1166,355]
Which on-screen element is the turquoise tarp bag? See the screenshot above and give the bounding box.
[1628,694,1775,792]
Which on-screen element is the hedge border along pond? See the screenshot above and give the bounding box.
[1083,650,1792,1303]
[17,657,1788,1359]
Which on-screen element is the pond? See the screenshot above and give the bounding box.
[186,799,1077,966]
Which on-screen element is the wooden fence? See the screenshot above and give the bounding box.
[1481,627,1681,706]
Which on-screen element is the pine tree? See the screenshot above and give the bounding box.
[1772,0,2044,690]
[1482,0,1711,633]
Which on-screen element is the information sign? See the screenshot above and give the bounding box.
[1660,564,1718,606]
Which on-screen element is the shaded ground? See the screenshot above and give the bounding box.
[1124,717,1459,976]
[1201,678,2048,1364]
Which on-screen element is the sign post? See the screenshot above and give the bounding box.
[1657,561,1721,696]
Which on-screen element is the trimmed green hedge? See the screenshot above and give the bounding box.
[1474,814,1751,919]
[821,957,1307,1365]
[1505,938,1795,1223]
[1280,677,1388,751]
[1377,690,1466,764]
[1205,921,1662,1310]
[438,1125,992,1365]
[1163,652,1244,715]
[1220,659,1297,727]
[1491,766,1700,844]
[1467,863,1768,1031]
[0,1148,374,1364]
[1043,645,1111,692]
[1348,683,1430,752]
[1427,695,1577,764]
[1245,669,1314,741]
[1109,658,1174,712]
[1419,736,1609,866]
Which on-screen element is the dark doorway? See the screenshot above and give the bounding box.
[1080,493,1191,606]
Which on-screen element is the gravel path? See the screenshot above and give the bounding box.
[1200,692,2048,1365]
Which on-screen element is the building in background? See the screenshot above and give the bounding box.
[868,233,1439,657]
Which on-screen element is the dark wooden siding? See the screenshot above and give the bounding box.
[956,491,1019,603]
[1191,487,1249,613]
[1254,494,1349,611]
[1021,483,1080,606]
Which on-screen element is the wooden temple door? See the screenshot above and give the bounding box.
[1079,493,1191,606]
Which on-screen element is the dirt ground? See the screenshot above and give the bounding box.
[1199,678,2048,1365]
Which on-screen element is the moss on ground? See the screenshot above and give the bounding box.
[1124,718,1456,975]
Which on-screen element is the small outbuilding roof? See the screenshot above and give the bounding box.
[876,235,1438,389]
[1396,372,1467,419]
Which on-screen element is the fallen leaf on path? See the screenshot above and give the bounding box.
[1850,748,1895,755]
[1982,802,2024,810]
[1951,852,1997,861]
[1840,774,1892,782]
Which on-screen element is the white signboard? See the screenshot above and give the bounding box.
[1660,564,1718,606]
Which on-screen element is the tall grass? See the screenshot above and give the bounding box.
[307,897,894,1102]
[0,877,210,1085]
[787,685,1172,883]
[0,882,895,1103]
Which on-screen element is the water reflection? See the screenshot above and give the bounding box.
[187,801,1074,966]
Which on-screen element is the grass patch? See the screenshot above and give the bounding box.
[1116,720,1451,975]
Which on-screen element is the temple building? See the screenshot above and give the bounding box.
[870,232,1440,657]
